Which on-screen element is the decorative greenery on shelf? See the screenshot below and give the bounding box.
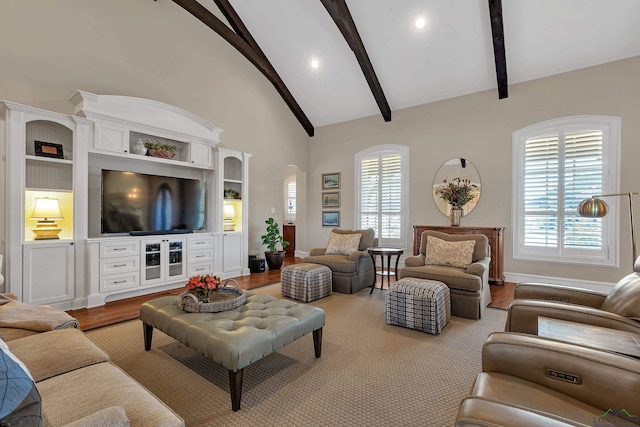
[261,217,289,253]
[143,138,178,154]
[224,189,241,199]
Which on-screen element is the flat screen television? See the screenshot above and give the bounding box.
[101,169,205,234]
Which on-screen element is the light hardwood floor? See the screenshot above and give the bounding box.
[67,257,514,331]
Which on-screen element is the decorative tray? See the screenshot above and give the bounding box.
[178,279,245,313]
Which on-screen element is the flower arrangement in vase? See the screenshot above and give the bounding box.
[185,274,221,302]
[436,177,477,226]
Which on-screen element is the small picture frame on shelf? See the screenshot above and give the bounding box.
[322,172,340,190]
[34,141,64,159]
[322,211,340,227]
[322,192,340,208]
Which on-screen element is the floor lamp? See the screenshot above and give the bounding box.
[577,192,638,268]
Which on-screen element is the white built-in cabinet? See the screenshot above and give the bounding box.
[1,92,250,309]
[216,148,251,278]
[0,101,90,309]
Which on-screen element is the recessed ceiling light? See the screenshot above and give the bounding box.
[415,17,426,29]
[311,59,319,69]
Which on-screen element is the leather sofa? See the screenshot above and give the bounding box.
[506,256,640,335]
[399,230,491,320]
[303,228,377,294]
[456,332,640,426]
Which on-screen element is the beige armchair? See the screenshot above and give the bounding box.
[303,228,377,294]
[399,230,491,320]
[506,257,640,335]
[456,332,640,426]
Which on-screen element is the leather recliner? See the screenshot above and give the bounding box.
[456,332,640,426]
[505,256,640,335]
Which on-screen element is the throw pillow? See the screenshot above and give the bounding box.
[325,232,362,255]
[425,236,476,268]
[0,345,42,426]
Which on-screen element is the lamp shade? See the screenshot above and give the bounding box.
[223,204,236,219]
[577,197,608,218]
[30,198,63,220]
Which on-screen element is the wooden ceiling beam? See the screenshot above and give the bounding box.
[320,0,391,122]
[488,0,508,99]
[172,0,314,136]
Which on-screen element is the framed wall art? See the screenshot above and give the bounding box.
[322,211,340,227]
[322,172,340,190]
[34,141,64,159]
[322,191,340,208]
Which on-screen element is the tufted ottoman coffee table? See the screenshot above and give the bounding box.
[385,277,451,335]
[140,290,325,411]
[281,262,332,302]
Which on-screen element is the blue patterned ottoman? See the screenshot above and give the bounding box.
[281,263,332,302]
[385,278,451,335]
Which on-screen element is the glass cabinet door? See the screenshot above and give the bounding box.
[167,240,184,279]
[144,242,162,282]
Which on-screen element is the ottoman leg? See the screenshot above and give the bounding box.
[229,368,244,412]
[313,327,323,358]
[143,322,153,351]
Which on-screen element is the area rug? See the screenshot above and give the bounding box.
[86,283,507,426]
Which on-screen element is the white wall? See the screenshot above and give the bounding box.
[310,56,640,284]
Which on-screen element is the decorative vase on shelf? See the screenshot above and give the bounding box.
[450,206,463,227]
[131,139,147,155]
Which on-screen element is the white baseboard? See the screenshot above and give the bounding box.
[504,272,615,293]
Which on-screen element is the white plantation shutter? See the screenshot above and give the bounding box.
[356,145,408,248]
[513,116,620,266]
[285,176,296,222]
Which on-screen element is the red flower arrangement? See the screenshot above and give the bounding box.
[436,177,477,208]
[185,274,221,301]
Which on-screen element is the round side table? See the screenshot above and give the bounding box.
[367,247,404,293]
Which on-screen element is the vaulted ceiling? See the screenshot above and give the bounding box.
[173,0,640,136]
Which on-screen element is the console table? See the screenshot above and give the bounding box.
[413,225,505,285]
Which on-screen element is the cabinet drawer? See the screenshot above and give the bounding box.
[100,240,139,258]
[188,262,214,276]
[100,272,139,292]
[188,235,214,249]
[100,257,140,275]
[188,249,213,263]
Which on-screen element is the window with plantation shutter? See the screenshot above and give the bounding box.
[284,175,296,223]
[512,116,620,266]
[356,145,409,248]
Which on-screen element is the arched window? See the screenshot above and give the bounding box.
[153,184,173,230]
[356,144,409,248]
[512,116,621,266]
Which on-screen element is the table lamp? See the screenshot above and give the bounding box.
[30,197,63,240]
[577,192,637,268]
[223,204,236,231]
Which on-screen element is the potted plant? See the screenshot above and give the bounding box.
[261,217,289,270]
[143,138,179,159]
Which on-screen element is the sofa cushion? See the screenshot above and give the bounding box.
[8,329,109,382]
[331,228,375,251]
[326,232,362,255]
[63,406,129,427]
[303,255,356,274]
[0,342,42,425]
[37,363,183,427]
[399,265,483,292]
[420,230,488,262]
[426,236,475,268]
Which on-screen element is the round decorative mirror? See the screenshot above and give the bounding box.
[432,158,481,218]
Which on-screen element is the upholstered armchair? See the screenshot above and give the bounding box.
[303,228,377,294]
[505,257,640,335]
[456,332,640,426]
[399,230,491,320]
